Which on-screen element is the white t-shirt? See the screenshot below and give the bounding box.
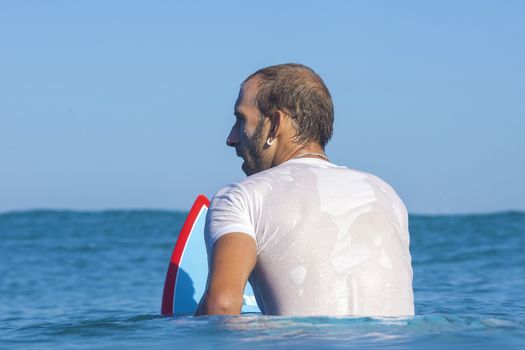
[205,158,414,316]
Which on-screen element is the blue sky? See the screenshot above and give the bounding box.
[1,1,524,214]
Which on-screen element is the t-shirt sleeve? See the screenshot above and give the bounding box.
[204,184,256,254]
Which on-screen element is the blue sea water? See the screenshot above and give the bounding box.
[1,210,524,349]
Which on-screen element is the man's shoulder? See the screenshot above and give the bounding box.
[212,182,249,204]
[212,174,267,207]
[364,172,404,199]
[211,164,296,210]
[329,166,407,209]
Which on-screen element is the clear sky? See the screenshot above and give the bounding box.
[1,1,524,214]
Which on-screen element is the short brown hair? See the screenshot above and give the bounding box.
[245,63,334,148]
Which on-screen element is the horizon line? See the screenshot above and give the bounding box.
[1,207,523,218]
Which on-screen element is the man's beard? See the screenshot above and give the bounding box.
[240,120,265,176]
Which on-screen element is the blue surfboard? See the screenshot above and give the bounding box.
[161,195,260,315]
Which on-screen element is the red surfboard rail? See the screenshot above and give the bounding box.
[161,194,210,316]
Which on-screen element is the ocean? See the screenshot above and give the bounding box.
[1,210,524,349]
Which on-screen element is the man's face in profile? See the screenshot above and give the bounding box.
[227,79,265,176]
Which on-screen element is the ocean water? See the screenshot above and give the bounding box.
[1,210,524,349]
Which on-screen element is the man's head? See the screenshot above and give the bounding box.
[227,63,334,176]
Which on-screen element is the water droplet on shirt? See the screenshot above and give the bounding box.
[379,248,393,270]
[289,266,307,284]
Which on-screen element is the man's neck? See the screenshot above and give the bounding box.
[271,143,327,167]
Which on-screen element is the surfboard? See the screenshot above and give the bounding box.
[161,194,261,316]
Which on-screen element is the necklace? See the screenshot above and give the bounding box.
[293,152,329,162]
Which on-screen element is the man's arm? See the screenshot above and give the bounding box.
[195,233,257,316]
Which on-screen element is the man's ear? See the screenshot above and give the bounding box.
[268,110,284,139]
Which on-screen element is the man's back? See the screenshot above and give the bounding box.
[205,157,414,316]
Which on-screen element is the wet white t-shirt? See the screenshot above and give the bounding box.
[205,158,414,316]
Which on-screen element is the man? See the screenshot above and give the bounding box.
[195,63,414,316]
